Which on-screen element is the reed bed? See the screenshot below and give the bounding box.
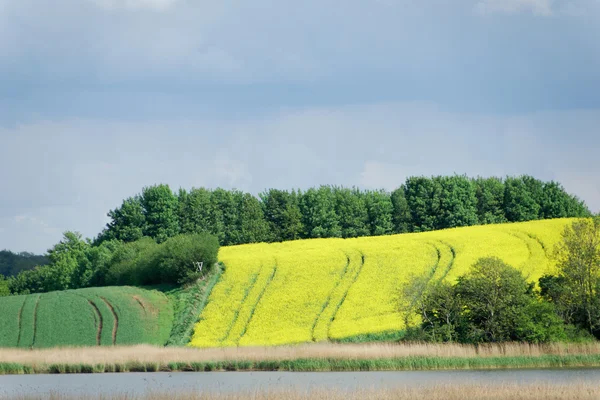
[4,343,600,374]
[3,342,600,366]
[13,384,600,400]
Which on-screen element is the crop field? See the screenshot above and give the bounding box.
[191,218,573,347]
[0,286,173,348]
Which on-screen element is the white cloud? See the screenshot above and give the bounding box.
[1,103,599,252]
[475,0,554,15]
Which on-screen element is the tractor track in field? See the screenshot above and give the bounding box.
[31,294,41,349]
[310,253,351,342]
[405,242,442,314]
[221,271,261,343]
[133,296,148,317]
[238,265,278,344]
[327,251,366,340]
[87,300,103,346]
[100,297,118,345]
[15,296,27,348]
[436,240,457,282]
[508,231,545,279]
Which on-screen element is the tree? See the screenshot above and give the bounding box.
[391,186,411,234]
[0,250,49,278]
[364,190,394,236]
[0,274,10,296]
[435,175,478,229]
[260,189,304,242]
[236,193,270,244]
[98,196,146,243]
[209,188,239,245]
[551,216,600,336]
[334,187,370,238]
[46,231,90,291]
[404,177,440,232]
[300,186,342,238]
[504,176,540,222]
[409,257,565,343]
[474,177,507,224]
[178,188,214,235]
[141,184,180,243]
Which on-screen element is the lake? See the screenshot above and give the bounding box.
[1,369,600,397]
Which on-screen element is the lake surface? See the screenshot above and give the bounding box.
[1,369,600,397]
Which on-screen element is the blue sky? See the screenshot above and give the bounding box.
[1,0,599,253]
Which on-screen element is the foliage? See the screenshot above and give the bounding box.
[141,184,180,243]
[10,232,219,295]
[191,219,572,347]
[410,258,565,343]
[542,216,600,337]
[96,176,587,247]
[0,286,173,348]
[0,250,49,278]
[0,275,10,297]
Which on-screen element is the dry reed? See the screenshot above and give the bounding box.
[3,342,600,366]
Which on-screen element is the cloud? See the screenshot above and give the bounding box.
[475,0,554,15]
[1,103,599,253]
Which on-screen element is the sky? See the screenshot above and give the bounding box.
[1,0,599,253]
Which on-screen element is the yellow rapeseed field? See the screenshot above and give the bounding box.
[191,218,573,347]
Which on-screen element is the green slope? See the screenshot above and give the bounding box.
[0,286,173,348]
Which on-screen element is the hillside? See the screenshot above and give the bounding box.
[191,218,572,347]
[0,286,173,348]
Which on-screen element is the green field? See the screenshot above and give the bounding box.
[0,286,173,348]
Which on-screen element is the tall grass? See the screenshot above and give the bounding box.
[4,342,600,374]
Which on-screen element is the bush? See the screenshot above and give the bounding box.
[155,233,219,284]
[411,257,566,344]
[105,233,219,286]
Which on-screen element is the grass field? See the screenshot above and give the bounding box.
[0,287,173,348]
[191,218,573,347]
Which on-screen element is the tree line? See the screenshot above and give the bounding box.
[98,175,589,247]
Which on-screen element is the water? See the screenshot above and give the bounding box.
[1,369,599,397]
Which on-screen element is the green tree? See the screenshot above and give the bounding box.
[474,177,507,224]
[404,177,441,232]
[411,258,565,343]
[364,190,394,236]
[551,216,600,336]
[334,187,370,238]
[391,186,411,234]
[141,184,180,243]
[236,193,270,244]
[0,274,10,296]
[503,176,540,222]
[209,188,239,245]
[260,189,304,242]
[46,231,90,291]
[98,196,146,243]
[178,188,214,235]
[300,186,342,238]
[436,175,478,229]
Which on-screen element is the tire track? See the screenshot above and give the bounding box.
[15,296,27,348]
[220,271,260,343]
[436,240,456,282]
[238,265,278,344]
[406,242,441,312]
[310,253,351,342]
[100,297,118,345]
[31,294,41,349]
[327,250,366,339]
[87,300,103,346]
